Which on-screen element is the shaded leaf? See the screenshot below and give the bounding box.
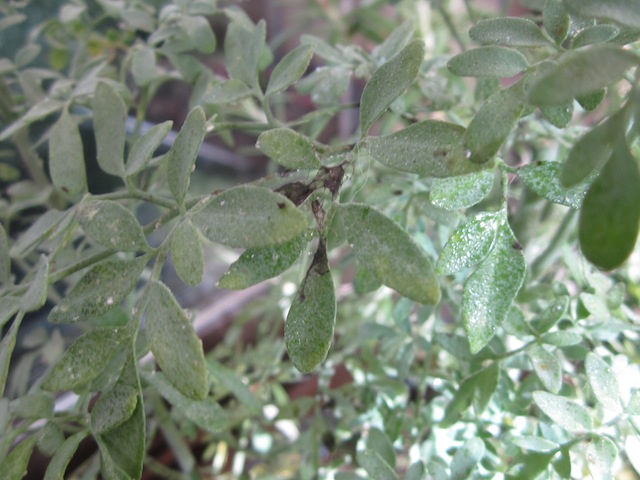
[360,39,424,135]
[564,0,640,30]
[474,362,500,413]
[463,220,526,353]
[225,18,266,90]
[573,25,620,48]
[257,128,321,169]
[146,281,208,400]
[183,15,216,54]
[191,185,308,248]
[585,435,617,480]
[0,313,22,398]
[528,345,562,393]
[49,110,87,197]
[266,44,314,96]
[49,256,148,323]
[208,359,262,414]
[585,352,622,413]
[126,120,172,176]
[0,435,37,480]
[171,220,204,286]
[0,225,8,286]
[533,391,593,433]
[0,297,19,329]
[167,106,206,205]
[339,203,440,304]
[353,266,382,295]
[203,78,253,105]
[469,17,551,47]
[543,0,570,44]
[93,82,127,178]
[430,169,494,210]
[528,45,639,105]
[540,101,574,128]
[20,255,49,312]
[519,161,590,208]
[530,295,569,334]
[296,65,350,106]
[576,88,606,111]
[366,428,396,468]
[285,241,336,373]
[447,46,529,77]
[131,45,156,87]
[366,120,483,177]
[0,98,64,142]
[76,200,149,252]
[43,431,88,480]
[10,210,66,259]
[451,438,486,480]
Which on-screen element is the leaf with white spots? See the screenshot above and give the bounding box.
[518,161,591,208]
[533,391,593,433]
[171,220,204,287]
[585,435,618,480]
[430,169,494,210]
[257,128,321,169]
[585,352,622,413]
[93,82,127,178]
[528,345,562,393]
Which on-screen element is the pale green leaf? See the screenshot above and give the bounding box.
[447,46,529,77]
[10,392,54,419]
[93,82,127,178]
[437,212,499,275]
[296,65,350,106]
[146,281,208,400]
[217,231,309,290]
[356,450,399,480]
[474,362,500,413]
[0,435,37,480]
[49,256,148,323]
[167,106,206,205]
[76,200,149,252]
[585,435,618,480]
[300,34,343,63]
[543,0,570,44]
[564,0,640,30]
[9,210,66,259]
[463,82,525,163]
[49,109,87,197]
[463,220,526,353]
[0,297,19,329]
[430,169,494,210]
[37,423,65,457]
[573,25,620,48]
[43,431,88,480]
[366,428,396,468]
[360,39,424,135]
[257,128,321,169]
[0,313,22,398]
[126,120,173,175]
[225,18,266,90]
[627,389,640,415]
[579,138,640,270]
[366,120,482,177]
[0,225,8,286]
[519,161,590,208]
[531,296,569,334]
[0,13,26,32]
[404,462,426,480]
[528,345,562,393]
[131,45,156,87]
[451,438,486,480]
[208,359,262,414]
[266,44,314,96]
[469,17,551,47]
[0,98,64,142]
[143,371,227,433]
[339,203,441,304]
[372,21,415,66]
[285,241,336,373]
[528,45,639,105]
[540,101,574,128]
[353,266,382,295]
[203,78,253,105]
[533,391,593,433]
[41,326,127,392]
[541,330,583,346]
[171,220,204,287]
[512,435,560,453]
[585,353,622,412]
[20,255,49,312]
[190,185,308,248]
[183,15,216,54]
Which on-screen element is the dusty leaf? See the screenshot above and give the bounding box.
[533,391,593,433]
[266,44,314,96]
[171,220,204,286]
[430,169,494,210]
[469,17,550,47]
[49,109,87,197]
[93,82,127,178]
[447,46,529,77]
[585,352,622,413]
[257,128,321,169]
[126,120,172,176]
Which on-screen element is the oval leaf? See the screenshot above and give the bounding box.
[543,0,570,44]
[447,46,529,77]
[126,120,172,176]
[93,82,126,178]
[430,169,494,210]
[257,128,321,169]
[360,39,424,135]
[339,203,441,304]
[49,110,87,197]
[225,19,266,90]
[511,435,560,453]
[43,431,88,480]
[469,17,551,47]
[77,200,149,252]
[573,25,619,49]
[366,120,482,177]
[171,220,204,286]
[20,254,49,312]
[190,185,308,248]
[285,241,336,373]
[266,44,314,96]
[528,345,562,393]
[585,352,622,413]
[356,449,398,480]
[131,45,156,87]
[519,161,590,208]
[585,435,618,480]
[451,438,486,480]
[564,0,640,30]
[183,15,216,54]
[145,281,208,400]
[533,391,593,433]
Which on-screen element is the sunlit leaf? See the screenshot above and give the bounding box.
[585,352,622,413]
[93,82,127,178]
[528,345,562,393]
[257,128,321,169]
[447,46,529,77]
[469,17,550,47]
[366,428,396,468]
[585,435,617,480]
[533,391,593,433]
[356,449,399,480]
[512,435,560,453]
[451,438,485,480]
[49,110,87,197]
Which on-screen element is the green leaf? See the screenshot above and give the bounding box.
[528,345,562,393]
[541,330,582,346]
[41,326,127,392]
[543,0,570,44]
[372,20,415,65]
[171,220,204,287]
[360,39,424,135]
[203,78,253,105]
[528,45,639,105]
[404,462,426,480]
[43,431,88,480]
[463,219,526,353]
[437,212,499,275]
[297,65,351,106]
[430,169,494,210]
[339,203,441,304]
[131,45,156,87]
[0,313,22,398]
[530,296,569,334]
[37,423,66,457]
[20,255,49,312]
[266,44,314,96]
[585,435,617,480]
[511,435,560,453]
[0,225,8,286]
[208,359,262,414]
[182,15,216,54]
[564,0,640,30]
[451,438,485,480]
[167,106,206,205]
[126,120,172,176]
[463,82,525,163]
[366,428,396,468]
[225,18,266,90]
[366,120,482,177]
[469,17,551,47]
[576,88,606,111]
[146,281,208,400]
[540,101,574,128]
[217,231,309,290]
[285,240,336,373]
[533,391,593,433]
[585,352,622,413]
[447,46,529,77]
[573,25,620,48]
[143,371,227,433]
[9,210,66,259]
[49,110,87,197]
[353,266,382,295]
[0,98,64,142]
[518,161,590,208]
[356,450,399,480]
[0,435,37,480]
[190,185,308,248]
[256,128,321,169]
[0,297,19,329]
[76,200,149,252]
[474,362,500,413]
[579,138,640,270]
[93,82,127,178]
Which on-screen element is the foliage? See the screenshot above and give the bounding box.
[0,0,640,478]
